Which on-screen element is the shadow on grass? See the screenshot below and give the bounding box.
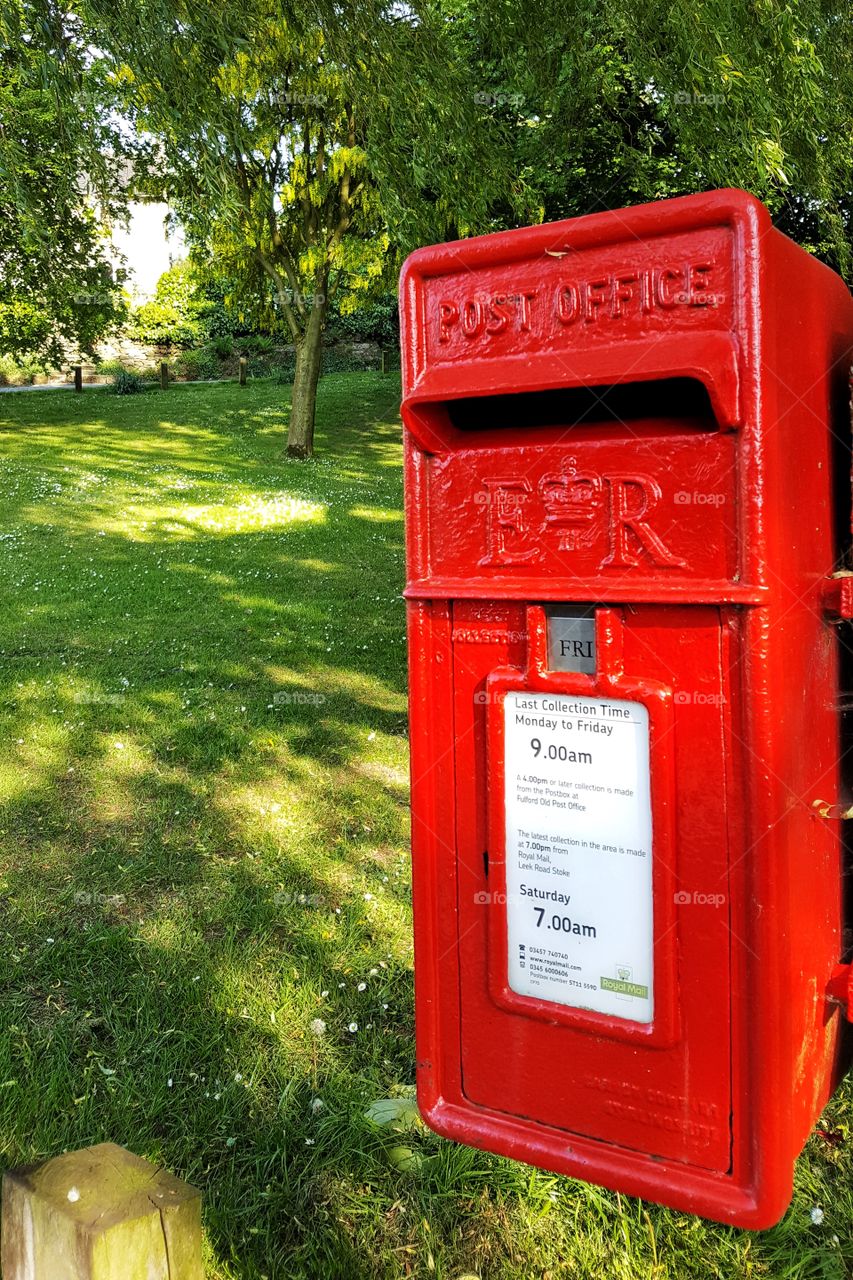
[0,375,437,1279]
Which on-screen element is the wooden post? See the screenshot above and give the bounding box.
[239,356,247,386]
[160,361,169,390]
[1,1142,203,1280]
[380,349,387,375]
[73,365,83,393]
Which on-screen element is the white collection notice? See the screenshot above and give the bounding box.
[503,690,654,1022]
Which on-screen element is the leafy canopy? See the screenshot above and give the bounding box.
[0,1,130,362]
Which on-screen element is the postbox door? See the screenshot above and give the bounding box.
[452,602,733,1172]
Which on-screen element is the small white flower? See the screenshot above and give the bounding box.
[45,938,54,945]
[364,893,373,901]
[357,982,366,992]
[348,1022,358,1033]
[321,990,329,997]
[234,1073,243,1082]
[810,1206,825,1225]
[310,1018,327,1037]
[67,1187,80,1202]
[114,742,124,750]
[310,1097,324,1114]
[369,968,378,975]
[305,1137,315,1145]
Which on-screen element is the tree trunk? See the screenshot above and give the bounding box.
[287,293,326,459]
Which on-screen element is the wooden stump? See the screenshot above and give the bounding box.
[73,365,83,393]
[238,356,247,387]
[1,1142,203,1279]
[160,361,169,390]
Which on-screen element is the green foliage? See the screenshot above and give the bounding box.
[459,0,853,272]
[274,343,387,383]
[82,0,511,451]
[128,260,209,347]
[110,369,147,395]
[173,347,218,382]
[235,334,276,356]
[0,353,47,386]
[327,293,399,347]
[0,1,130,361]
[209,335,234,359]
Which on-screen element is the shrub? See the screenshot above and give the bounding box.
[95,359,128,377]
[209,335,234,359]
[235,334,276,356]
[128,261,210,347]
[0,354,46,386]
[111,369,147,395]
[274,344,391,385]
[327,294,399,347]
[173,348,218,381]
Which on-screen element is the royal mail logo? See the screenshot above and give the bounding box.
[477,468,686,570]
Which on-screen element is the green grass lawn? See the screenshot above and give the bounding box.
[0,373,850,1279]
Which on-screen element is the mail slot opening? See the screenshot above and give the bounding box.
[447,377,717,435]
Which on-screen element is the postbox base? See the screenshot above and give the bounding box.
[420,1095,791,1231]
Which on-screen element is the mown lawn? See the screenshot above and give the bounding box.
[0,373,850,1279]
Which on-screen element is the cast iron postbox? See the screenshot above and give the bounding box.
[399,189,853,1228]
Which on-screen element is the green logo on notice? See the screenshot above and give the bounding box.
[601,976,648,999]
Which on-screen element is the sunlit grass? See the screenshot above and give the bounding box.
[0,375,850,1279]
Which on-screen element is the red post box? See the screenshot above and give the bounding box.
[399,189,853,1228]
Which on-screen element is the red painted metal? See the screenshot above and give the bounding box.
[399,190,853,1227]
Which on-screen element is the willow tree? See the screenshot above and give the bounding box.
[83,0,505,457]
[459,0,853,273]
